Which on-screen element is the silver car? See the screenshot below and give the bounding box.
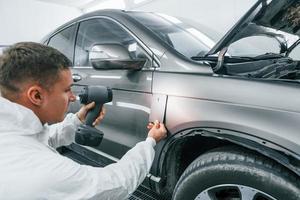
[43,1,300,199]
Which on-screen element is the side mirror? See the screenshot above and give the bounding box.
[88,43,146,70]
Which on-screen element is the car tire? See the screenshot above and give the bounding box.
[172,146,300,200]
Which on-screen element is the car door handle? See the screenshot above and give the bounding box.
[72,74,82,82]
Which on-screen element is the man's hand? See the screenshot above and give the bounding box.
[147,120,167,143]
[76,102,106,126]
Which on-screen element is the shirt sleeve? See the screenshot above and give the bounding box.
[41,137,156,200]
[47,113,82,148]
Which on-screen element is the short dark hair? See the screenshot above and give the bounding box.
[0,42,72,95]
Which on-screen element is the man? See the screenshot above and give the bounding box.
[0,42,167,200]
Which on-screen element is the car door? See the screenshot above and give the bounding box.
[71,17,154,159]
[47,24,85,114]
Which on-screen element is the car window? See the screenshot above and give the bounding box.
[75,18,149,67]
[129,12,214,58]
[48,25,76,63]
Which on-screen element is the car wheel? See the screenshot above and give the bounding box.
[172,146,300,200]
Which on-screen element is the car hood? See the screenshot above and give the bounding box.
[207,0,300,55]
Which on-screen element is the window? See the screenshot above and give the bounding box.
[48,25,76,63]
[129,12,214,59]
[75,18,148,67]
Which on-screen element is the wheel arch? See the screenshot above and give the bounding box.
[153,127,300,197]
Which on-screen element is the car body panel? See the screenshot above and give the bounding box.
[70,66,154,158]
[153,72,300,156]
[43,3,300,197]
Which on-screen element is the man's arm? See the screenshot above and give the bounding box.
[83,137,157,199]
[46,113,82,148]
[47,102,105,148]
[41,122,167,200]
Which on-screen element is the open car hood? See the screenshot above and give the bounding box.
[207,0,300,55]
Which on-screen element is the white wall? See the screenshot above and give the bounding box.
[127,0,257,35]
[0,0,82,45]
[0,0,258,45]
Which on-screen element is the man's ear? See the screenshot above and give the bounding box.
[26,85,45,106]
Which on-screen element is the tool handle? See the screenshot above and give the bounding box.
[85,103,102,126]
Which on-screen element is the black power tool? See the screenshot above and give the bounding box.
[75,86,113,146]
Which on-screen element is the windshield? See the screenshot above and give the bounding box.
[129,12,216,59]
